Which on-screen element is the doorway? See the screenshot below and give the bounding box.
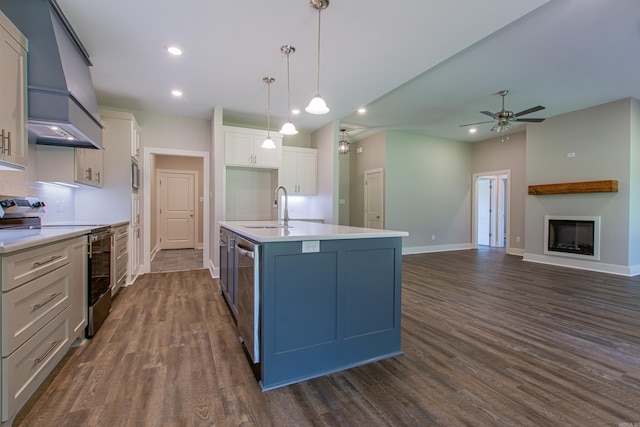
[157,169,197,250]
[142,147,209,275]
[364,168,384,229]
[473,170,509,249]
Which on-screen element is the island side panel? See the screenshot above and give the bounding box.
[260,237,403,391]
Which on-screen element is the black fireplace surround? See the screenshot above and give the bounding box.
[547,219,595,256]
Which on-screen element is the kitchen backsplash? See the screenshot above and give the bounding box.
[31,181,75,224]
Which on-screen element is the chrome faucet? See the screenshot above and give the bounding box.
[273,186,290,226]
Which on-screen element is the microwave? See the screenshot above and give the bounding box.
[131,162,140,189]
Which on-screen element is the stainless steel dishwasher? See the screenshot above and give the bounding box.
[236,235,260,363]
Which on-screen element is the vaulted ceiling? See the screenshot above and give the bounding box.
[57,0,640,142]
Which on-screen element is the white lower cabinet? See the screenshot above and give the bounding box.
[112,224,129,295]
[0,235,87,423]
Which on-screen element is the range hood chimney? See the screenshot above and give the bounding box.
[0,0,103,149]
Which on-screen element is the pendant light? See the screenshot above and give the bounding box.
[305,0,330,115]
[279,45,298,135]
[338,128,350,154]
[262,77,277,149]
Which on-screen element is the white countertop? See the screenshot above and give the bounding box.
[0,226,94,254]
[219,221,408,243]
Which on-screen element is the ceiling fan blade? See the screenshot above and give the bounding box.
[459,120,495,127]
[480,110,498,119]
[513,118,546,123]
[514,105,545,117]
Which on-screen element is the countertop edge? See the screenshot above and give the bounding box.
[0,227,94,254]
[220,221,408,243]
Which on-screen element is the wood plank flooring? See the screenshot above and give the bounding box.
[13,248,640,426]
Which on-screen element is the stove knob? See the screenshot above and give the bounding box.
[31,201,45,208]
[0,199,15,208]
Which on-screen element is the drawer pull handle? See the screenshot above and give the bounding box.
[33,255,63,268]
[34,340,61,364]
[33,292,62,310]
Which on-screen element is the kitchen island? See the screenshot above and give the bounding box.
[219,220,408,391]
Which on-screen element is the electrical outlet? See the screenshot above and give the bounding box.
[516,236,521,243]
[567,152,576,158]
[431,234,436,241]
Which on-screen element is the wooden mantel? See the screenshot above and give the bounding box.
[528,180,618,195]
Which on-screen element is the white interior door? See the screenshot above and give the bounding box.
[158,171,195,249]
[477,178,492,246]
[364,168,384,229]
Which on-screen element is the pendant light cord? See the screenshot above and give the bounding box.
[286,52,292,120]
[267,80,272,137]
[315,9,322,95]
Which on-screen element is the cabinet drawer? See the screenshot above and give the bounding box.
[116,259,127,284]
[2,308,69,422]
[113,227,128,241]
[2,264,70,356]
[1,240,71,291]
[115,241,128,259]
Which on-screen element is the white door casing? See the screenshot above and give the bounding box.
[364,168,384,229]
[472,170,510,250]
[158,170,196,250]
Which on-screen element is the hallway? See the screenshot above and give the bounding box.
[150,248,203,273]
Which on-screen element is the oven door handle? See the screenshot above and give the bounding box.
[236,244,255,259]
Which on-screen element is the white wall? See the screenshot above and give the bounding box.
[628,98,640,270]
[385,130,472,253]
[311,121,340,224]
[472,131,527,253]
[524,98,635,274]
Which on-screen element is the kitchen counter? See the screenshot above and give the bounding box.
[0,226,95,253]
[220,222,407,391]
[219,220,408,243]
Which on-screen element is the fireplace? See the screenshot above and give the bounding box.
[544,215,600,260]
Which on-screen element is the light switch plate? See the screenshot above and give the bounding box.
[302,240,320,253]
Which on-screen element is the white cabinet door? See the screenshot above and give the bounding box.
[252,137,282,168]
[0,13,28,169]
[69,236,87,339]
[224,127,282,168]
[224,131,254,166]
[296,150,317,195]
[130,117,140,161]
[74,148,104,188]
[279,147,317,195]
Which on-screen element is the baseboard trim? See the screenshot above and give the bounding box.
[523,253,639,277]
[209,259,219,279]
[403,243,473,255]
[508,247,525,256]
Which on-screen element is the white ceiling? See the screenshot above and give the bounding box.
[56,0,640,143]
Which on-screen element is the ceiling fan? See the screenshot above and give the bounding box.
[460,90,546,133]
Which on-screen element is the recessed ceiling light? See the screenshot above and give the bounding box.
[291,109,301,115]
[171,89,183,97]
[469,128,477,134]
[167,45,183,56]
[357,107,367,114]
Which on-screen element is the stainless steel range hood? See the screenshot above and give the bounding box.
[0,0,103,149]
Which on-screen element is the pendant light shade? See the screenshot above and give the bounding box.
[306,0,330,115]
[279,45,298,135]
[262,77,277,149]
[338,128,350,154]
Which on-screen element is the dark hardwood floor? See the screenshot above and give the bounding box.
[14,248,640,426]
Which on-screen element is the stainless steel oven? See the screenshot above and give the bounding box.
[236,236,260,363]
[86,226,112,337]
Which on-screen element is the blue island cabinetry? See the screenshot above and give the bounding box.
[220,220,407,391]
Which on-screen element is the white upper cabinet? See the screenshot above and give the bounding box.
[280,146,317,195]
[74,148,104,188]
[130,115,140,161]
[0,11,28,170]
[224,126,282,168]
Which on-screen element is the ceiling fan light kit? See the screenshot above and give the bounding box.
[460,90,546,138]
